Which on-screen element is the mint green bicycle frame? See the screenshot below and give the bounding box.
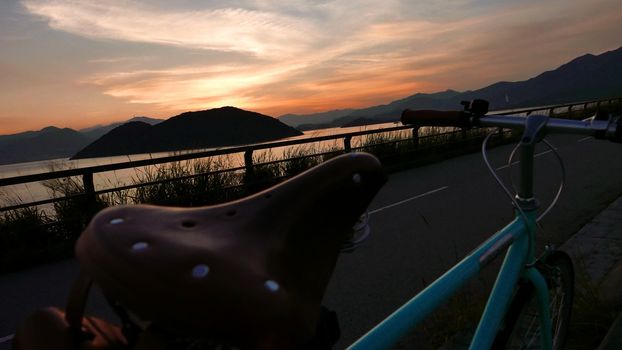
[347,114,572,350]
[348,210,549,350]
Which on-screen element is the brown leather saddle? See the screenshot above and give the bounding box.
[14,152,386,349]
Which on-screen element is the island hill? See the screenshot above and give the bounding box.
[71,107,303,159]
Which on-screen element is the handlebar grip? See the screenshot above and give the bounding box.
[401,109,470,128]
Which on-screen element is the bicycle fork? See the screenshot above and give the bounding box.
[525,266,553,350]
[469,214,553,350]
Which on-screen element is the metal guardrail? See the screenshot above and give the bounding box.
[1,96,621,212]
[492,98,621,117]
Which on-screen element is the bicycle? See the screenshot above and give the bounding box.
[12,100,622,350]
[347,99,621,350]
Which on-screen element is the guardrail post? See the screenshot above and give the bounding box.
[344,136,352,152]
[82,172,97,207]
[411,127,420,148]
[244,150,254,179]
[243,149,257,193]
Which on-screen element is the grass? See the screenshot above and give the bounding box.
[131,157,242,206]
[42,175,108,240]
[247,150,283,192]
[0,207,54,272]
[280,145,325,177]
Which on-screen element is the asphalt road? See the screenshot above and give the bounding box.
[1,134,621,349]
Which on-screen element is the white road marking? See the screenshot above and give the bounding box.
[495,150,555,171]
[578,136,592,142]
[0,334,14,343]
[369,186,449,215]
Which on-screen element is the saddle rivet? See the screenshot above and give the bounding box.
[352,173,362,184]
[192,264,210,279]
[131,242,149,251]
[264,280,280,292]
[110,218,124,225]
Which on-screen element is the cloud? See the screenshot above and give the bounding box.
[18,0,622,118]
[21,0,319,58]
[0,35,30,41]
[80,62,309,112]
[88,56,156,64]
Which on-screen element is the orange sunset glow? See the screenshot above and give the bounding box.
[1,0,622,134]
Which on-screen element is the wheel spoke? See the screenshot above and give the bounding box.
[495,253,574,350]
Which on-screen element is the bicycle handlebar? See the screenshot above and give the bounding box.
[480,115,622,143]
[401,108,622,143]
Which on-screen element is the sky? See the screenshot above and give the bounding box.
[1,0,621,134]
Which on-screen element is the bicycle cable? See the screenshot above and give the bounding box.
[506,138,566,222]
[481,131,532,232]
[482,130,567,239]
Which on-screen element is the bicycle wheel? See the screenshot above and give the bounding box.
[493,251,574,350]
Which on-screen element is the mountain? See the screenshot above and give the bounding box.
[72,107,303,159]
[0,127,91,165]
[79,116,163,139]
[278,109,356,129]
[0,117,163,165]
[458,48,622,107]
[278,89,465,128]
[279,46,622,128]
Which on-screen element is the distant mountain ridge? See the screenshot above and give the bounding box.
[0,117,163,165]
[0,127,91,165]
[279,46,622,129]
[278,109,356,129]
[72,107,302,159]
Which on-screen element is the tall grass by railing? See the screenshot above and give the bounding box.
[131,158,242,206]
